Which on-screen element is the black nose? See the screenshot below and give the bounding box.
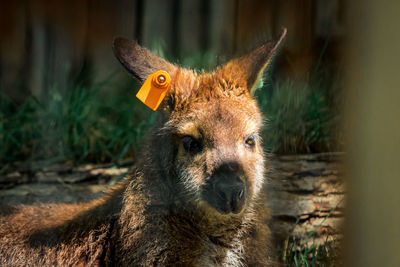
[214,176,245,214]
[203,162,246,214]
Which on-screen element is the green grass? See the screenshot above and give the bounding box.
[282,236,341,267]
[0,74,156,166]
[256,67,342,154]
[0,50,342,166]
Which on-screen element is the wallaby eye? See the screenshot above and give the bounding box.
[181,135,202,154]
[245,135,257,148]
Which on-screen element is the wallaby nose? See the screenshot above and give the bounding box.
[214,176,245,214]
[212,162,246,214]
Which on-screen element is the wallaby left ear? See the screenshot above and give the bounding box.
[112,37,177,84]
[217,28,287,92]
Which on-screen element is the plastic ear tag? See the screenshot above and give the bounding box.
[136,70,171,111]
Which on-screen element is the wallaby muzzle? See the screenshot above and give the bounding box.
[202,162,247,214]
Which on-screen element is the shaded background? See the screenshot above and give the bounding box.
[1,0,344,100]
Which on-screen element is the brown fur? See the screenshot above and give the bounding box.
[0,29,286,266]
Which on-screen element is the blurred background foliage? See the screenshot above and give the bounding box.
[0,0,345,166]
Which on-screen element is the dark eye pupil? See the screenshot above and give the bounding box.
[182,136,202,154]
[245,136,256,147]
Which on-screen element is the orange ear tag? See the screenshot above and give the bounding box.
[136,70,171,111]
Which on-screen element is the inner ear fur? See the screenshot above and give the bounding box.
[112,37,177,83]
[217,28,287,92]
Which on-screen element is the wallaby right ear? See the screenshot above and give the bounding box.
[113,38,177,83]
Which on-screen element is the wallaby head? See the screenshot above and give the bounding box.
[112,30,286,218]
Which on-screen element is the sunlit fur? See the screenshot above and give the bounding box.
[0,30,286,266]
[168,79,265,212]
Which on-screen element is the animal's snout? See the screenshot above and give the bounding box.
[214,175,245,214]
[203,162,247,214]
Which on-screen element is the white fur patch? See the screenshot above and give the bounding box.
[223,243,244,267]
[253,156,265,196]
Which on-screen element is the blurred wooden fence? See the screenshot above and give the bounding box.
[0,0,344,101]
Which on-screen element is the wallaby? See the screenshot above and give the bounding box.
[0,29,286,266]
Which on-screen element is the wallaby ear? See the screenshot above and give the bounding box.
[113,37,177,83]
[217,28,287,92]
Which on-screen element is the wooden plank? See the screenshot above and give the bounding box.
[266,153,345,247]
